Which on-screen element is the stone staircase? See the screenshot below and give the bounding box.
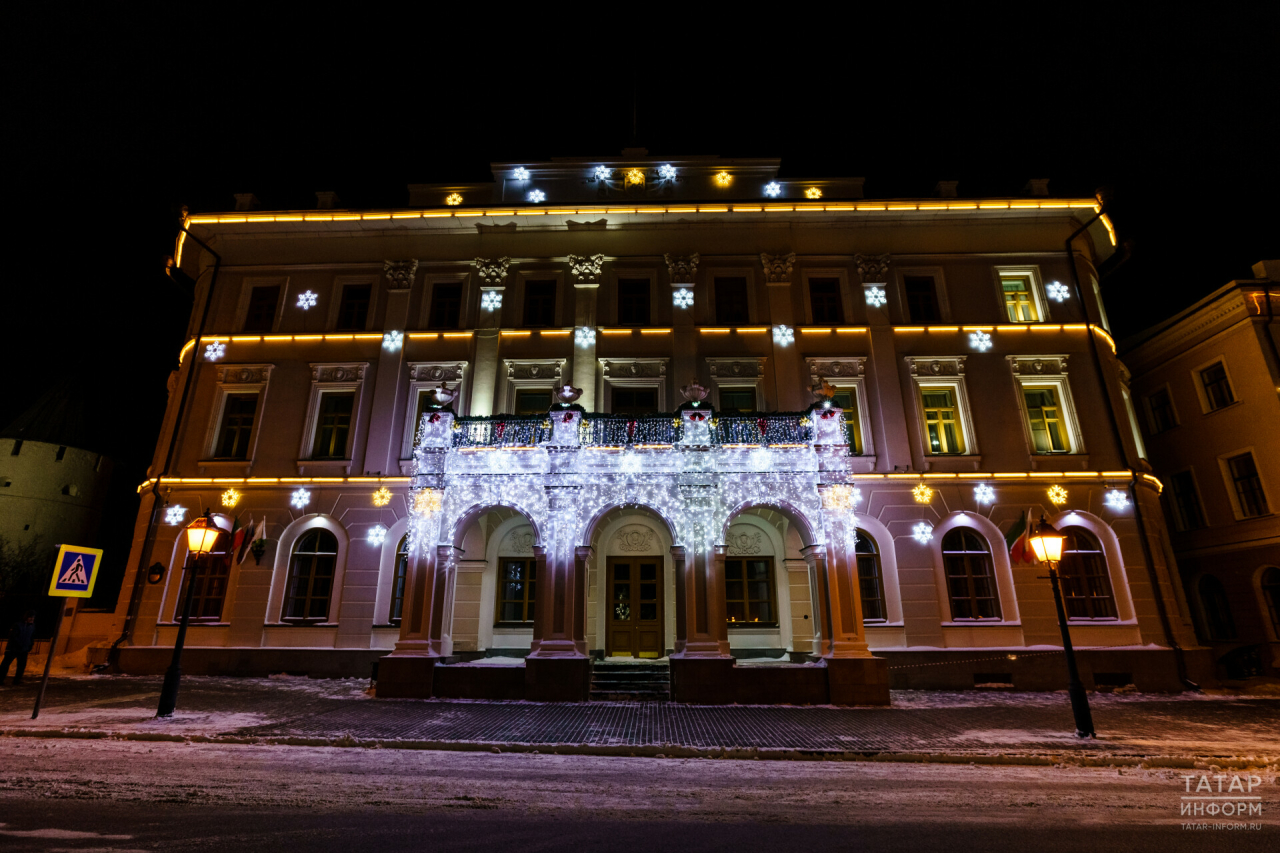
[589,661,671,702]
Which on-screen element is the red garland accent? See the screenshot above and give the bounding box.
[820,410,838,419]
[688,412,706,422]
[429,413,441,423]
[563,412,574,423]
[757,417,768,436]
[627,419,637,441]
[495,421,506,439]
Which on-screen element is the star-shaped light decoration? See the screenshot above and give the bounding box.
[413,488,443,515]
[367,524,387,546]
[912,483,934,504]
[290,488,311,509]
[527,189,546,203]
[221,488,240,508]
[969,330,993,352]
[673,288,694,309]
[1048,485,1069,505]
[372,487,393,507]
[764,182,781,197]
[297,290,318,310]
[821,484,863,513]
[594,165,611,180]
[512,167,530,180]
[912,522,934,544]
[974,484,995,504]
[715,171,731,186]
[1105,489,1130,510]
[805,187,823,199]
[164,505,187,525]
[481,291,503,311]
[773,325,795,345]
[575,326,596,348]
[204,341,226,361]
[658,164,677,180]
[1046,281,1070,302]
[625,168,645,186]
[865,286,887,308]
[445,193,463,206]
[382,331,403,351]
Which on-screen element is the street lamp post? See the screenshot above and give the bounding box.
[1028,515,1096,738]
[156,512,227,718]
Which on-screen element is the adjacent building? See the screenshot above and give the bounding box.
[1123,260,1280,681]
[63,155,1207,703]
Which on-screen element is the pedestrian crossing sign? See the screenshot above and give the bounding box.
[49,545,103,598]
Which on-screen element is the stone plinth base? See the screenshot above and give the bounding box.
[374,655,439,698]
[825,656,890,706]
[670,656,735,704]
[525,656,591,702]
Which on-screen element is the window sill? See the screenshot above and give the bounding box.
[1029,454,1091,472]
[1201,399,1243,417]
[295,459,352,475]
[941,621,1021,627]
[923,455,983,472]
[864,621,905,628]
[493,623,535,630]
[373,623,401,629]
[267,621,338,628]
[197,459,254,476]
[156,622,229,628]
[728,623,780,630]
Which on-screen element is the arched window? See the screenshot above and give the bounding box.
[856,533,886,622]
[1259,567,1280,637]
[283,528,338,620]
[1058,527,1117,619]
[175,544,231,622]
[390,535,409,623]
[941,529,1001,620]
[1198,575,1236,641]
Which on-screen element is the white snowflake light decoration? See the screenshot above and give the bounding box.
[481,290,503,311]
[367,524,387,546]
[594,165,611,180]
[865,286,887,308]
[575,326,596,348]
[204,341,226,360]
[773,325,795,346]
[973,484,995,504]
[764,182,781,198]
[673,288,694,309]
[1105,489,1130,510]
[527,189,546,203]
[164,505,187,525]
[512,167,530,180]
[382,331,403,351]
[659,164,677,180]
[1046,281,1070,302]
[290,488,311,509]
[969,330,993,352]
[297,290,318,310]
[912,522,935,544]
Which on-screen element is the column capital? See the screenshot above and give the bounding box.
[664,252,700,286]
[474,257,511,286]
[760,252,795,286]
[574,544,595,560]
[384,259,418,289]
[854,253,891,284]
[569,253,604,286]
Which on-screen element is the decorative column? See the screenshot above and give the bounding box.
[856,253,909,473]
[365,260,416,476]
[569,254,603,412]
[761,252,803,410]
[666,253,699,396]
[470,258,509,416]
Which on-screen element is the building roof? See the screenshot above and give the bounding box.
[0,378,109,456]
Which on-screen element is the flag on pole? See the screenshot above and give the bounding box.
[1006,508,1035,565]
[236,517,257,564]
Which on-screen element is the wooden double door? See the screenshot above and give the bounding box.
[606,557,664,658]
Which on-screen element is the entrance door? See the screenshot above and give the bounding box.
[606,557,664,658]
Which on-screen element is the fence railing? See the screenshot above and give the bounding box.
[450,412,826,449]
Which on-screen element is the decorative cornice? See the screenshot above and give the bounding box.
[408,361,467,383]
[854,253,891,284]
[707,357,767,379]
[905,355,966,377]
[760,252,795,285]
[383,260,418,289]
[215,364,273,385]
[310,362,367,383]
[664,253,699,285]
[600,358,668,378]
[1006,355,1069,377]
[568,254,605,285]
[615,525,657,553]
[474,257,510,286]
[806,356,866,380]
[725,527,764,556]
[504,359,564,381]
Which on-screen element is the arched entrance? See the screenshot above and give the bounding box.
[584,504,678,658]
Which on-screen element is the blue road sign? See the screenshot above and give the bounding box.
[49,545,103,598]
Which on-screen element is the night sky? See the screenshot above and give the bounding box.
[6,11,1276,599]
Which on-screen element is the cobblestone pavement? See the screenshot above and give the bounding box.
[2,676,1278,758]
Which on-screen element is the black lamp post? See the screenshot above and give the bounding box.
[1028,515,1096,738]
[156,511,226,718]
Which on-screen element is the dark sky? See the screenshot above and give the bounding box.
[5,10,1276,586]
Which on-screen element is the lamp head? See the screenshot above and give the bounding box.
[184,512,230,556]
[1028,514,1065,564]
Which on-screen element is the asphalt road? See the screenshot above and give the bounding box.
[1,738,1275,851]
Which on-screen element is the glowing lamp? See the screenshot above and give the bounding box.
[1028,516,1066,564]
[184,515,224,556]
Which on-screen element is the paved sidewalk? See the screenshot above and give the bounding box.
[2,675,1277,763]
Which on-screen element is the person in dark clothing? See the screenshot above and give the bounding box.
[1,611,37,685]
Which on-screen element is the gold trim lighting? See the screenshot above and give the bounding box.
[372,486,393,507]
[715,171,732,186]
[445,193,462,206]
[625,168,645,186]
[912,483,934,503]
[221,488,241,508]
[1048,485,1069,505]
[805,187,823,199]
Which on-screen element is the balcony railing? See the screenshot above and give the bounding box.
[448,411,831,449]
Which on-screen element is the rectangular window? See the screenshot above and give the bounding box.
[719,388,756,414]
[1001,275,1039,322]
[724,558,776,624]
[215,394,258,459]
[830,389,863,454]
[714,277,750,324]
[1170,470,1206,530]
[904,276,940,323]
[515,389,551,416]
[809,278,843,324]
[1023,388,1068,453]
[495,558,536,623]
[175,553,230,621]
[311,392,354,459]
[920,389,965,454]
[1146,388,1177,433]
[612,387,658,415]
[243,285,280,332]
[522,280,556,327]
[428,283,462,329]
[1200,362,1235,411]
[1227,452,1269,518]
[617,279,651,325]
[335,284,371,331]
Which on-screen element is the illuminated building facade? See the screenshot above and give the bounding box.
[64,155,1206,702]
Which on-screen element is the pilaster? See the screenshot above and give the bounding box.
[569,254,603,411]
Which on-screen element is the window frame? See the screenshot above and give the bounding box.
[801,269,851,326]
[420,273,470,330]
[1058,527,1119,621]
[1195,573,1237,641]
[213,392,260,460]
[172,547,232,623]
[501,359,565,415]
[1191,357,1238,414]
[299,363,368,470]
[707,357,768,413]
[389,534,409,625]
[895,265,950,324]
[281,527,340,622]
[807,358,874,458]
[521,277,560,328]
[992,265,1050,324]
[1218,448,1271,520]
[710,273,755,325]
[1005,358,1086,457]
[1167,467,1209,531]
[855,533,887,623]
[200,364,273,468]
[1143,383,1180,434]
[907,359,978,458]
[328,276,377,332]
[400,361,468,463]
[940,528,1003,622]
[240,281,285,333]
[724,556,779,627]
[494,556,537,625]
[613,271,655,327]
